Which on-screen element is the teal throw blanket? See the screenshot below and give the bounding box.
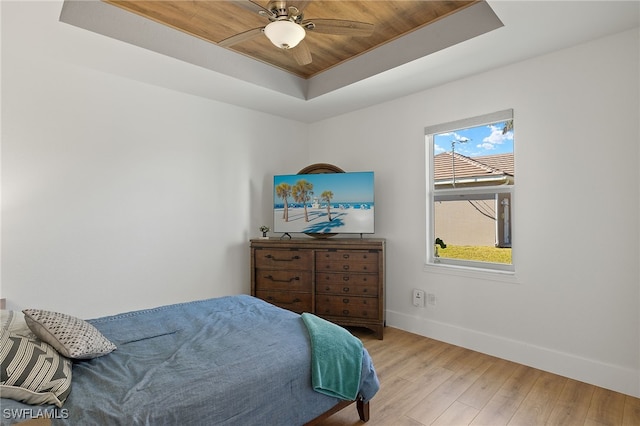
[301,313,363,401]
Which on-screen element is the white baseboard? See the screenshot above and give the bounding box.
[386,310,640,398]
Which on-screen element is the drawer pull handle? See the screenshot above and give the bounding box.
[342,276,350,281]
[325,287,331,291]
[343,287,349,293]
[343,254,350,259]
[342,265,350,271]
[265,275,300,283]
[266,297,302,306]
[265,254,300,261]
[342,309,349,315]
[363,288,368,293]
[343,298,349,304]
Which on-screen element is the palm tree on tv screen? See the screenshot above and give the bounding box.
[276,182,292,222]
[321,190,334,221]
[292,180,313,222]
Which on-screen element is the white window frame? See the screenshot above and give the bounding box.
[425,109,515,274]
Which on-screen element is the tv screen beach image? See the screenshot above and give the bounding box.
[273,172,374,234]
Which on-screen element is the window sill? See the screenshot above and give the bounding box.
[423,262,519,284]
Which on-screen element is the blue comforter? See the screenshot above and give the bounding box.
[1,295,378,425]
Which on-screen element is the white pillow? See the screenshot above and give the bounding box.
[23,309,116,359]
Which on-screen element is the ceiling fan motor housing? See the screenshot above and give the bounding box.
[269,1,291,16]
[265,1,302,22]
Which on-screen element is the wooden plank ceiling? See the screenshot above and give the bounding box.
[103,0,477,79]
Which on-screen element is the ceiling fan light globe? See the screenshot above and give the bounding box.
[264,20,305,49]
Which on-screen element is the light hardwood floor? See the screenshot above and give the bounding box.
[319,327,640,426]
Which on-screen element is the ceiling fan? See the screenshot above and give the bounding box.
[219,1,375,65]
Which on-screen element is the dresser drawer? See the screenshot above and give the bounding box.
[256,290,312,313]
[316,250,378,265]
[316,274,378,296]
[316,295,379,320]
[255,248,312,270]
[255,270,311,292]
[316,251,378,273]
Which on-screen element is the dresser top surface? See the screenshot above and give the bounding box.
[250,237,385,250]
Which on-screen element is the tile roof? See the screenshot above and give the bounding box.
[434,152,514,183]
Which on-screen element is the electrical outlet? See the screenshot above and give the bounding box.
[412,289,425,307]
[427,293,437,306]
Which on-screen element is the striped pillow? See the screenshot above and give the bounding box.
[0,330,72,407]
[1,310,32,336]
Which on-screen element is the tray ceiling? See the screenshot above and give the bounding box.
[102,0,478,79]
[61,0,504,100]
[56,1,639,122]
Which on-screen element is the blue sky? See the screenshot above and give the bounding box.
[434,121,514,157]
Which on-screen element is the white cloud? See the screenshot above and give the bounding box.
[481,125,513,150]
[452,132,468,142]
[477,142,495,150]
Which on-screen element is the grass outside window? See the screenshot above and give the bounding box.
[437,245,512,264]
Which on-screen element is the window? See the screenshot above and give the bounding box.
[426,110,514,272]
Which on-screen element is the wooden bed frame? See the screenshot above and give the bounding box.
[305,398,370,425]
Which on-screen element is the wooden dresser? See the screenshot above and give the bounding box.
[250,238,385,339]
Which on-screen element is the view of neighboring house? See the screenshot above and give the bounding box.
[433,152,514,247]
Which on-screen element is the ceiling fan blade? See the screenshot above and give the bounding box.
[218,27,264,47]
[305,19,374,37]
[229,1,275,19]
[289,40,312,65]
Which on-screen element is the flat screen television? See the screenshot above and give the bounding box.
[273,171,375,235]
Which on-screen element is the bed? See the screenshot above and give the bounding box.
[1,295,379,425]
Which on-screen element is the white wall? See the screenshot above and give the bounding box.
[1,1,308,318]
[308,29,640,397]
